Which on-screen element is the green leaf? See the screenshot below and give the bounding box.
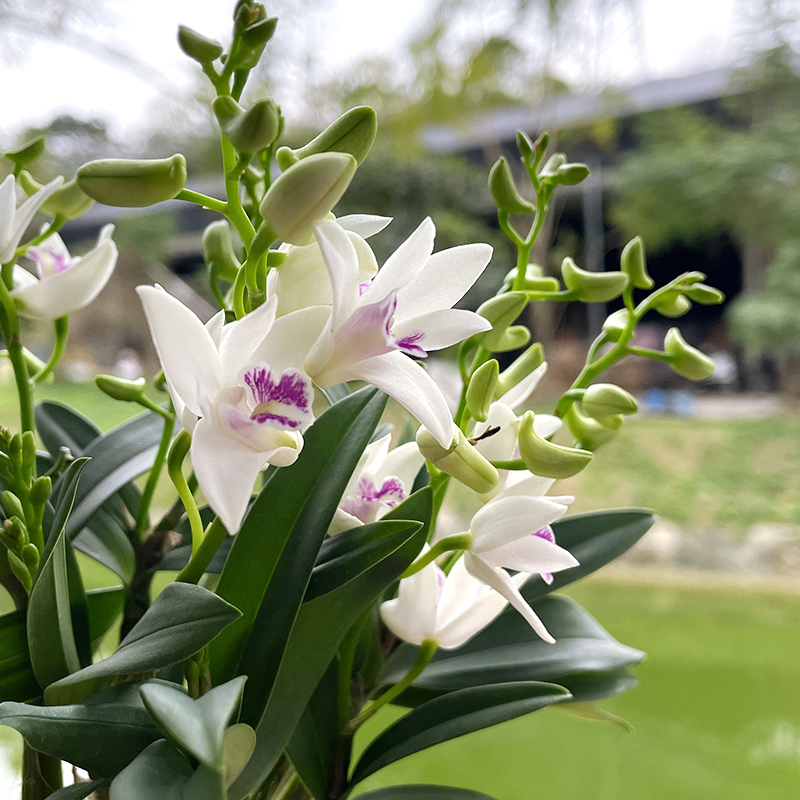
[45,779,106,799]
[0,609,39,703]
[228,489,431,800]
[384,595,644,706]
[181,763,227,800]
[139,676,247,768]
[355,787,498,800]
[45,583,241,705]
[350,681,569,786]
[110,739,193,799]
[87,586,125,652]
[222,724,256,788]
[0,684,161,777]
[73,510,136,583]
[523,509,656,601]
[211,387,387,692]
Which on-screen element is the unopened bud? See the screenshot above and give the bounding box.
[602,309,630,342]
[491,325,531,352]
[19,172,93,220]
[95,375,147,403]
[496,342,545,397]
[286,106,377,166]
[5,516,28,547]
[154,370,168,394]
[474,292,527,350]
[564,405,617,451]
[561,257,628,303]
[8,434,22,463]
[552,163,590,186]
[540,153,566,176]
[7,551,32,592]
[684,283,725,305]
[213,97,280,153]
[503,265,560,293]
[582,383,638,418]
[1,491,25,521]
[518,410,592,479]
[21,542,40,573]
[466,360,499,423]
[620,236,653,290]
[77,155,187,208]
[203,220,240,282]
[655,293,691,318]
[489,157,534,214]
[416,426,499,494]
[22,432,36,471]
[516,130,535,164]
[260,152,357,245]
[29,476,52,506]
[178,25,224,63]
[664,328,715,381]
[5,137,45,170]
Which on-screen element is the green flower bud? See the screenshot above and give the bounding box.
[95,375,147,403]
[203,220,241,283]
[564,405,617,451]
[21,542,40,573]
[596,413,624,431]
[553,163,590,185]
[602,309,630,342]
[488,157,534,214]
[474,292,527,351]
[177,25,223,63]
[8,434,22,463]
[684,283,725,305]
[561,257,629,303]
[518,411,592,479]
[664,328,715,381]
[29,476,52,506]
[287,106,377,166]
[260,152,357,246]
[416,426,499,494]
[4,137,45,170]
[154,370,168,394]
[582,383,638,418]
[655,293,691,318]
[490,325,531,352]
[22,431,36,471]
[620,236,653,290]
[7,551,32,593]
[20,173,94,220]
[77,154,187,208]
[503,266,561,292]
[1,491,24,522]
[5,516,28,547]
[516,130,535,164]
[213,97,280,153]
[540,153,566,176]
[496,342,545,397]
[466,360,499,423]
[275,147,299,171]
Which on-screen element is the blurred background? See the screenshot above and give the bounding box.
[1,0,800,798]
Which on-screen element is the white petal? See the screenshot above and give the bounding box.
[205,310,226,348]
[137,286,222,416]
[314,219,360,328]
[337,214,392,238]
[359,217,435,306]
[376,441,424,489]
[478,533,579,575]
[273,241,332,315]
[0,176,15,252]
[218,295,277,382]
[255,304,331,373]
[11,266,38,289]
[473,403,519,462]
[497,363,548,410]
[380,553,440,646]
[328,507,362,536]
[392,309,491,352]
[534,414,562,439]
[394,243,493,324]
[2,177,63,262]
[362,434,392,475]
[470,495,570,553]
[494,472,556,501]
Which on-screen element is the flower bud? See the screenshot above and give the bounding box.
[518,411,592,479]
[561,257,629,303]
[564,405,617,451]
[213,97,280,153]
[582,383,638,418]
[491,325,531,352]
[620,236,653,290]
[466,360,499,423]
[655,292,691,318]
[7,551,32,592]
[664,328,715,381]
[260,152,357,245]
[540,153,566,176]
[77,155,187,208]
[4,137,45,170]
[19,173,94,220]
[29,476,52,507]
[22,431,36,471]
[516,130,535,164]
[416,426,499,494]
[684,283,725,305]
[203,220,241,282]
[602,309,629,342]
[21,542,40,573]
[503,265,560,292]
[597,413,624,431]
[178,25,224,63]
[474,292,527,351]
[275,147,299,171]
[1,491,24,522]
[496,342,545,397]
[5,516,28,547]
[488,157,534,214]
[95,375,147,403]
[553,163,590,185]
[286,106,377,166]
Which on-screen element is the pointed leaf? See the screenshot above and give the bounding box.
[181,763,227,800]
[351,682,570,786]
[356,788,498,800]
[73,511,136,583]
[87,586,125,652]
[0,609,39,702]
[110,739,193,799]
[45,583,241,705]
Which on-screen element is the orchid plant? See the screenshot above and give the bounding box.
[0,4,725,800]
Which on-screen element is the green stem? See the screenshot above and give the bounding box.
[176,517,228,584]
[15,215,65,259]
[627,345,672,363]
[21,744,62,800]
[400,533,473,579]
[221,136,255,247]
[176,188,227,215]
[167,430,204,556]
[489,458,528,470]
[33,316,68,383]
[0,277,34,434]
[135,413,175,536]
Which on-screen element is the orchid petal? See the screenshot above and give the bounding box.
[392,308,491,352]
[493,472,556,501]
[205,309,226,348]
[474,403,519,462]
[380,553,440,646]
[478,532,579,575]
[218,295,277,382]
[314,219,360,328]
[0,176,15,251]
[337,214,392,238]
[497,363,548,410]
[256,304,331,373]
[1,177,63,262]
[534,414,562,439]
[328,507,362,536]
[377,441,424,488]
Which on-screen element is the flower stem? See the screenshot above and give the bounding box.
[400,533,473,579]
[176,517,228,584]
[135,412,175,536]
[0,271,34,434]
[167,430,204,555]
[33,316,68,383]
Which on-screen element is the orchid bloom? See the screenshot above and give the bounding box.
[380,551,529,650]
[459,473,578,643]
[10,225,117,320]
[0,174,62,263]
[137,286,321,533]
[303,217,493,447]
[330,432,424,534]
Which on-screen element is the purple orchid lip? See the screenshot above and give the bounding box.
[341,476,407,522]
[533,525,556,585]
[29,247,73,278]
[396,330,427,358]
[243,364,312,430]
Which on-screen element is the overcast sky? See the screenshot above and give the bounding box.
[0,0,747,142]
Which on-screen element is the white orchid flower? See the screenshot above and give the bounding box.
[0,174,63,263]
[267,214,391,316]
[460,473,578,643]
[137,286,321,533]
[303,217,493,447]
[10,225,117,320]
[380,551,529,650]
[330,432,424,534]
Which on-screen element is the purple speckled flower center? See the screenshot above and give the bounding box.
[396,330,427,358]
[341,476,407,523]
[243,365,311,430]
[30,247,74,279]
[533,525,556,584]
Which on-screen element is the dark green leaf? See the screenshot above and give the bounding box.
[523,509,656,601]
[46,779,106,799]
[43,457,89,560]
[212,387,386,694]
[356,787,498,800]
[228,489,430,800]
[0,609,39,703]
[181,763,227,800]
[86,587,125,651]
[45,583,241,705]
[0,684,161,777]
[350,682,569,786]
[109,739,193,799]
[73,510,136,583]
